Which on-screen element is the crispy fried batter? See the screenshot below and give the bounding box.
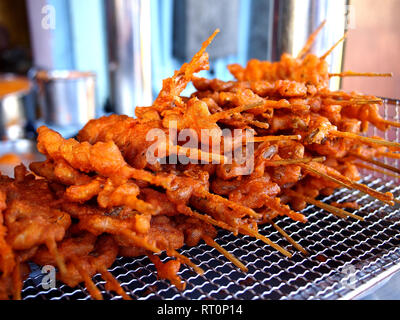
[1,26,398,300]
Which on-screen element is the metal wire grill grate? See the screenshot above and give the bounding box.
[20,99,400,300]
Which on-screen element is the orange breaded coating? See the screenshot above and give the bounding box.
[1,25,399,301]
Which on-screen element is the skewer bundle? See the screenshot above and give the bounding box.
[0,24,399,300]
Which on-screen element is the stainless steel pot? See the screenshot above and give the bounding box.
[105,0,153,116]
[0,74,34,141]
[34,70,96,127]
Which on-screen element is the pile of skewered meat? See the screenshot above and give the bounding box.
[1,25,399,300]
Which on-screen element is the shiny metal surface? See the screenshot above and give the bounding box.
[271,0,348,90]
[106,0,153,117]
[34,70,96,127]
[0,75,33,140]
[16,99,400,300]
[359,267,400,300]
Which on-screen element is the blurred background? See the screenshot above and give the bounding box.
[0,0,398,144]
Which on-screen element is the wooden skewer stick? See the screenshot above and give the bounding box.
[297,20,327,59]
[46,238,67,277]
[321,31,348,60]
[185,208,239,235]
[128,168,262,223]
[203,235,248,272]
[264,195,307,223]
[244,135,301,144]
[168,249,204,275]
[261,100,294,109]
[211,101,265,121]
[163,143,228,164]
[323,91,376,100]
[349,152,400,175]
[354,161,400,179]
[175,145,228,164]
[329,71,393,78]
[300,163,395,205]
[264,157,326,167]
[192,28,220,63]
[269,220,309,255]
[212,100,299,122]
[380,119,400,129]
[306,198,364,221]
[99,267,132,300]
[11,260,22,300]
[195,188,262,219]
[286,189,364,221]
[239,118,270,130]
[182,206,292,258]
[300,163,350,189]
[119,229,162,254]
[349,180,394,205]
[331,130,400,149]
[82,277,104,300]
[323,98,383,105]
[376,151,400,160]
[226,113,271,129]
[70,256,103,300]
[240,225,293,258]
